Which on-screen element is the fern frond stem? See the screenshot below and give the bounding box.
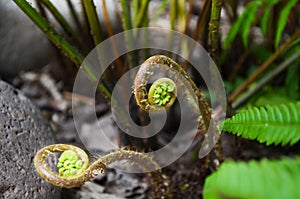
[166,0,178,58]
[82,0,103,46]
[209,0,222,62]
[80,0,93,44]
[134,0,150,28]
[102,0,124,76]
[232,50,300,108]
[120,0,136,67]
[40,0,86,52]
[34,144,172,198]
[120,0,133,31]
[82,0,115,87]
[183,0,194,34]
[131,0,140,20]
[229,28,300,102]
[134,55,211,129]
[66,0,83,38]
[178,0,187,32]
[170,0,177,30]
[35,0,47,19]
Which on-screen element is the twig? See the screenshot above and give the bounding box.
[229,28,300,102]
[232,50,300,108]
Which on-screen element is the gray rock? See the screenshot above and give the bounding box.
[0,80,60,199]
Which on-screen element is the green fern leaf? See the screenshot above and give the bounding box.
[275,0,298,49]
[260,0,280,36]
[203,157,300,199]
[221,102,300,146]
[224,1,262,48]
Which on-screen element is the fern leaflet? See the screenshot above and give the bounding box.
[221,102,300,146]
[203,157,300,199]
[224,1,262,48]
[275,0,298,49]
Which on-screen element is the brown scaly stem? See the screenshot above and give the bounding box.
[133,55,223,172]
[34,144,172,198]
[134,55,211,129]
[208,0,224,169]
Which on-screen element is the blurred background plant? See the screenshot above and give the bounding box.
[9,0,300,107]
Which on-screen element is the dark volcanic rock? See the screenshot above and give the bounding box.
[0,80,60,198]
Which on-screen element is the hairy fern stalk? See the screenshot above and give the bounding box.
[220,102,300,146]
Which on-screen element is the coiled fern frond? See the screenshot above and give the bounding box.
[221,102,300,146]
[203,157,300,199]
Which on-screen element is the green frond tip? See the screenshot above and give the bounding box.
[203,157,300,199]
[221,102,300,146]
[148,78,177,107]
[57,150,83,177]
[152,83,173,105]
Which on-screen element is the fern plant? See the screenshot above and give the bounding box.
[203,102,300,199]
[203,157,300,199]
[224,0,298,49]
[220,102,300,145]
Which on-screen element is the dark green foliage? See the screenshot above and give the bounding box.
[224,1,262,48]
[203,157,300,199]
[285,41,300,100]
[224,0,298,48]
[275,0,298,49]
[221,102,300,146]
[260,0,280,36]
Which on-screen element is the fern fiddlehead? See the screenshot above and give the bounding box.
[57,150,84,177]
[134,55,212,129]
[34,144,172,197]
[148,77,177,107]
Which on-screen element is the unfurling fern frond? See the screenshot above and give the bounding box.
[203,157,300,199]
[221,102,300,146]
